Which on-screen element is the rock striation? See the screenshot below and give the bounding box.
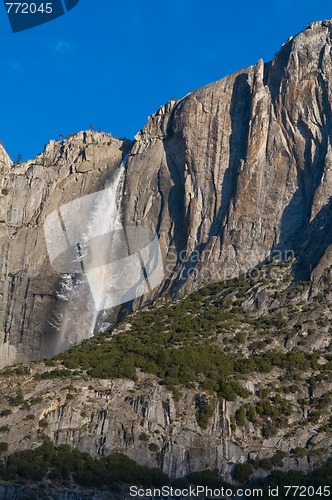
[1,20,332,485]
[2,20,332,364]
[123,19,332,297]
[0,132,131,366]
[1,260,332,482]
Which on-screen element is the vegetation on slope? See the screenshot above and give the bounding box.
[50,259,332,436]
[1,259,332,489]
[0,440,167,488]
[0,439,332,497]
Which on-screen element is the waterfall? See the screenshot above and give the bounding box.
[44,155,164,356]
[52,162,126,353]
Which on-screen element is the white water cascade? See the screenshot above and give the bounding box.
[44,155,164,356]
[51,163,126,353]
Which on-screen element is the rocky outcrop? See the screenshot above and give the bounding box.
[2,20,332,365]
[0,248,331,483]
[123,19,332,297]
[0,132,131,367]
[0,144,12,170]
[0,361,328,481]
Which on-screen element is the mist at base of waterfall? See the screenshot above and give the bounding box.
[52,164,126,353]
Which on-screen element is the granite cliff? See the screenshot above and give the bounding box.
[0,260,332,486]
[0,132,131,366]
[123,19,332,297]
[2,21,332,364]
[0,18,331,493]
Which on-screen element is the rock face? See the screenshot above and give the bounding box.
[2,20,332,485]
[2,20,332,364]
[1,258,332,482]
[0,132,131,367]
[123,19,332,297]
[0,356,328,482]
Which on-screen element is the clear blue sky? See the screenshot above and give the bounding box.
[0,0,331,161]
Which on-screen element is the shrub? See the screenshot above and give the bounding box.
[257,458,273,471]
[235,406,246,427]
[13,390,24,406]
[271,451,286,466]
[44,359,56,367]
[291,447,307,458]
[246,405,257,423]
[0,409,11,418]
[232,463,254,483]
[186,469,223,488]
[172,388,181,402]
[38,419,48,429]
[41,369,72,379]
[30,397,43,406]
[148,443,159,452]
[0,442,8,453]
[196,395,215,429]
[262,423,278,438]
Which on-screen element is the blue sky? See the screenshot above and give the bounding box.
[0,0,331,160]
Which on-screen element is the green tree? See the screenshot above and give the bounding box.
[0,442,8,453]
[232,463,253,483]
[235,406,246,427]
